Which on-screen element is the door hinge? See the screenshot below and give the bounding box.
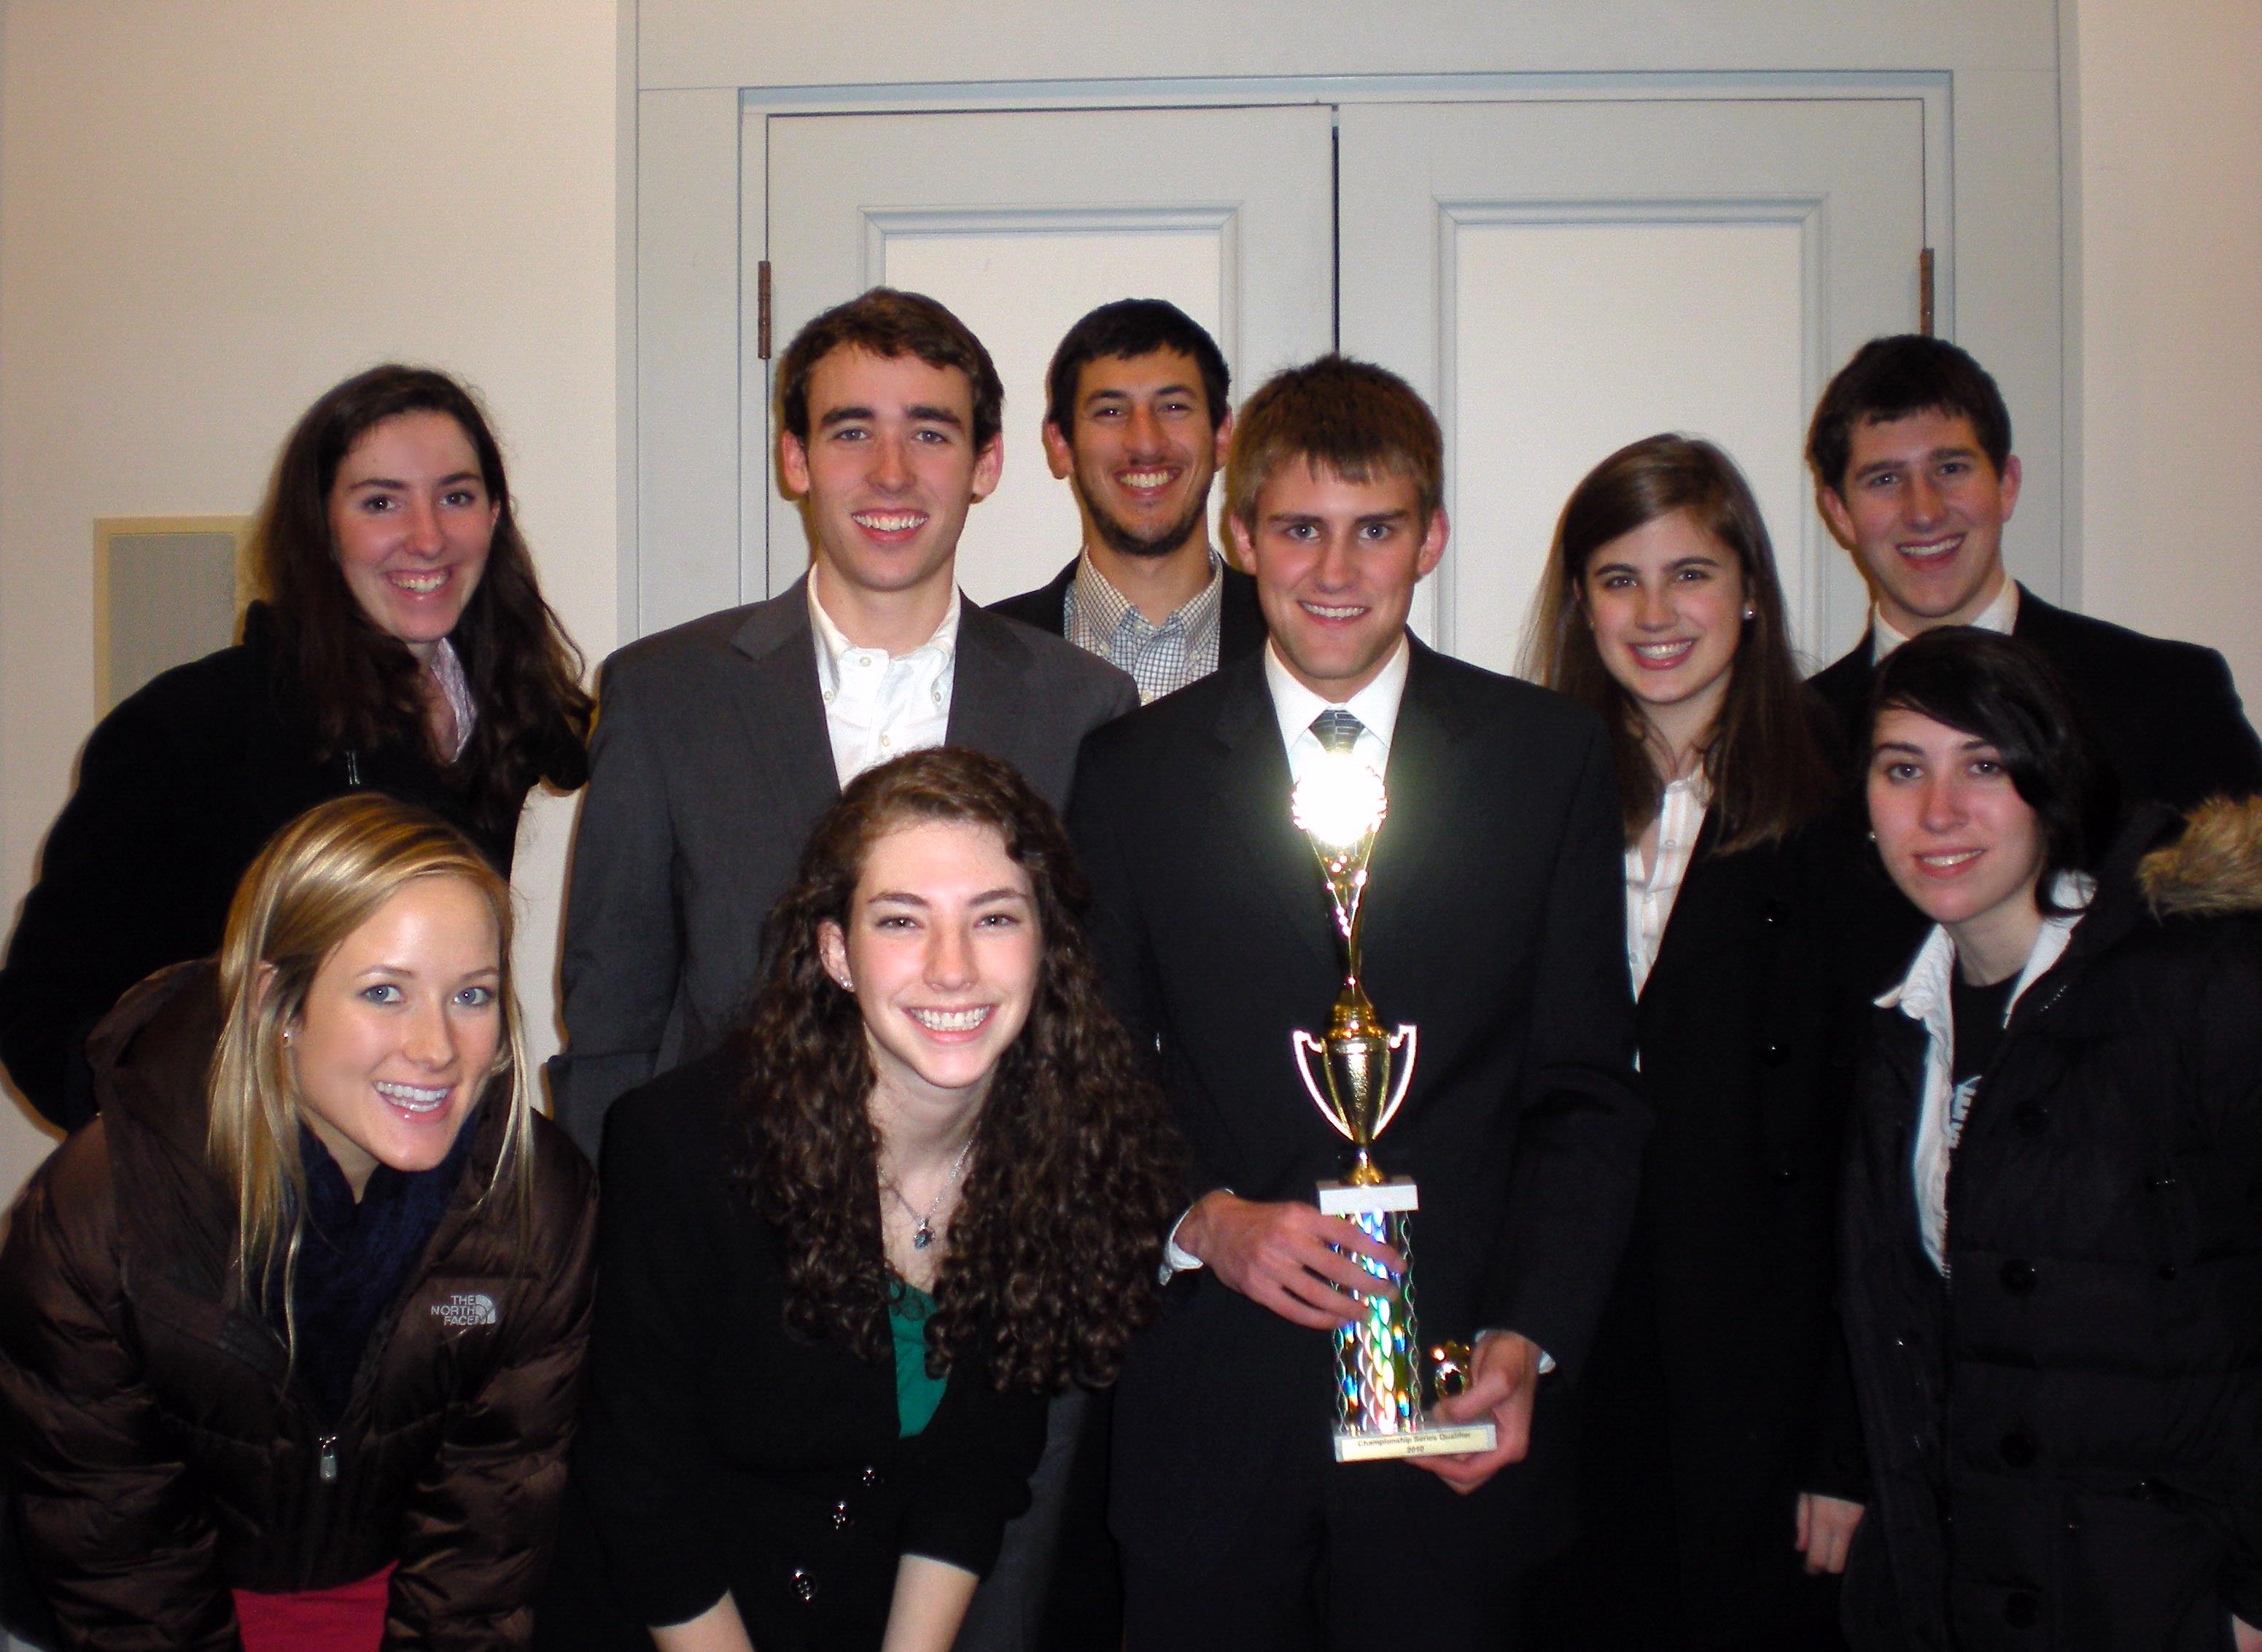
[758,260,773,359]
[1919,248,1935,338]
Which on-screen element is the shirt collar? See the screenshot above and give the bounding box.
[427,637,475,761]
[809,577,961,697]
[1879,868,2096,1021]
[1872,575,2020,663]
[1070,550,1224,652]
[1264,633,1412,760]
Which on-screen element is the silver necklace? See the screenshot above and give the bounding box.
[889,1136,974,1250]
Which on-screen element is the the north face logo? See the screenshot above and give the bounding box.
[431,1292,498,1328]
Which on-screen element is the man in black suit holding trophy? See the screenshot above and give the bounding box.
[1069,356,1647,1648]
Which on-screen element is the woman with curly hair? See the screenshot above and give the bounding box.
[540,746,1183,1652]
[0,364,591,1129]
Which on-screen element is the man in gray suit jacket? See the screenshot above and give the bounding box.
[555,288,1135,1153]
[553,290,1135,1652]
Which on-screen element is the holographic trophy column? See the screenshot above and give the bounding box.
[1291,752,1496,1464]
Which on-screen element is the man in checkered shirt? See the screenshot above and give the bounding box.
[992,300,1266,701]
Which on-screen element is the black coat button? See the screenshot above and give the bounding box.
[791,1567,818,1605]
[2158,1261,2180,1282]
[1771,1166,1800,1186]
[1999,1430,2037,1468]
[859,1464,883,1487]
[1761,1042,1789,1066]
[2015,1102,2048,1134]
[831,1498,854,1530]
[2004,1591,2038,1629]
[2146,1174,2179,1192]
[2000,1259,2037,1295]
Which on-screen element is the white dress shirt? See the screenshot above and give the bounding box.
[428,638,475,761]
[1065,550,1226,704]
[1625,770,1711,1000]
[1264,634,1410,782]
[1880,871,2093,1274]
[809,580,958,786]
[1871,576,2020,663]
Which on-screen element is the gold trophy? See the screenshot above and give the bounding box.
[1291,749,1496,1463]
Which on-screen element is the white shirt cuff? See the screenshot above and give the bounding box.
[1159,1196,1226,1282]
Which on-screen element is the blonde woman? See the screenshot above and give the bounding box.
[0,795,596,1651]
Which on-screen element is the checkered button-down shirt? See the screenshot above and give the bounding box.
[1065,551,1225,704]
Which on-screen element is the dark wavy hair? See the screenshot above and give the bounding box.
[732,747,1182,1394]
[255,365,592,847]
[777,287,1006,455]
[1524,434,1833,851]
[1044,297,1230,435]
[1807,335,2013,499]
[1868,628,2119,915]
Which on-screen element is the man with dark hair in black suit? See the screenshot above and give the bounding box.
[1070,355,1647,1650]
[1805,333,2262,811]
[992,299,1264,701]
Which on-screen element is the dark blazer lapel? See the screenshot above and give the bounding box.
[1211,659,1341,976]
[1636,806,1725,1009]
[1359,645,1480,990]
[945,599,1033,760]
[728,576,839,819]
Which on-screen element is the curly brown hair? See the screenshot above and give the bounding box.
[733,747,1183,1395]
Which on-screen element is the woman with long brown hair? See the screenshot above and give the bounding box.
[543,746,1181,1652]
[0,365,591,1129]
[1522,434,1862,1650]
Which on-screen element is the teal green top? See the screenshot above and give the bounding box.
[889,1283,948,1438]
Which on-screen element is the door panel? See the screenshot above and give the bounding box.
[1340,98,1927,673]
[763,106,1336,604]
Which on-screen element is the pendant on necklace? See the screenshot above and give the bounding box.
[914,1221,934,1250]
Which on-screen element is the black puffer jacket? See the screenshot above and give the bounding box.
[1839,800,2262,1651]
[0,962,598,1650]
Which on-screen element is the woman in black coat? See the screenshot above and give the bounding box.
[0,365,591,1129]
[1843,628,2262,1651]
[1523,435,1865,1650]
[540,748,1181,1652]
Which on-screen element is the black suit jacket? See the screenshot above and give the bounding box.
[989,556,1268,669]
[1068,643,1646,1560]
[1542,813,1869,1643]
[540,1052,1048,1652]
[1808,584,2262,811]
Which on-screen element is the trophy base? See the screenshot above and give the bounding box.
[1317,1176,1418,1217]
[1332,1420,1499,1463]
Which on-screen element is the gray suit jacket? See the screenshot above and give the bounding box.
[551,576,1138,1157]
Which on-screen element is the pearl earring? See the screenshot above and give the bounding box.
[1743,607,1755,621]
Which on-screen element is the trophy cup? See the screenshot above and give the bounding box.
[1291,749,1497,1463]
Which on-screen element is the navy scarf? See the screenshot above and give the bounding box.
[278,1115,479,1422]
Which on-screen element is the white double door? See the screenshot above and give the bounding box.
[759,95,1925,670]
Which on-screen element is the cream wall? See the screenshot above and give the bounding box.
[0,1,621,1199]
[2071,0,2262,704]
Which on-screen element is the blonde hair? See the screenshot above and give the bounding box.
[208,795,534,1345]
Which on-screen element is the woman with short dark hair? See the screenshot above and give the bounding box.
[1843,626,2262,1651]
[543,746,1182,1652]
[0,365,591,1129]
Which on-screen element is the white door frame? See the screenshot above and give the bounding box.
[626,1,2066,644]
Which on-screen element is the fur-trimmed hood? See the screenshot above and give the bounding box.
[2138,795,2262,917]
